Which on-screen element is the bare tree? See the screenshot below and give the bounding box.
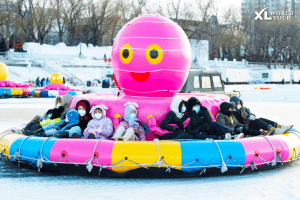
[81,0,116,46]
[62,0,84,46]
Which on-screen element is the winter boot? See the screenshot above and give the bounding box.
[234,133,244,139]
[263,128,276,136]
[224,133,232,140]
[88,133,96,139]
[56,131,69,138]
[275,125,293,134]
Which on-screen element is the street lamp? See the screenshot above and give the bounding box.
[79,42,82,58]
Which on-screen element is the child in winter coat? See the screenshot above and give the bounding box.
[112,102,146,141]
[83,104,113,139]
[76,100,93,136]
[19,94,72,135]
[22,106,65,137]
[43,109,81,138]
[230,96,293,135]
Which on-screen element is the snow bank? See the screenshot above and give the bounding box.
[226,84,300,102]
[21,42,112,60]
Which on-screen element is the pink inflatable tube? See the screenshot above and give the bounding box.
[50,139,115,169]
[36,84,80,92]
[239,136,290,167]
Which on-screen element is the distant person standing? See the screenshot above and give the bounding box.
[35,77,40,87]
[46,77,50,85]
[102,79,107,88]
[63,77,66,84]
[104,54,106,59]
[41,78,46,87]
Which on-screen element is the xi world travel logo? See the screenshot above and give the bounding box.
[254,7,293,20]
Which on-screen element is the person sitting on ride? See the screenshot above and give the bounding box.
[76,100,93,137]
[23,106,65,137]
[158,98,193,140]
[43,109,81,138]
[18,94,73,135]
[216,102,245,139]
[185,97,233,140]
[112,102,146,141]
[230,96,293,135]
[83,104,113,139]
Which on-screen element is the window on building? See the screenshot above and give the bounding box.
[194,76,200,88]
[202,76,212,89]
[213,76,222,88]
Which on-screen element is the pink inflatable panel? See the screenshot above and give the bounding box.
[36,84,80,92]
[50,139,115,169]
[70,93,229,125]
[239,136,289,167]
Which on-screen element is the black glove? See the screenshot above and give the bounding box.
[236,127,243,132]
[202,123,209,131]
[243,125,249,131]
[178,123,184,130]
[174,127,180,132]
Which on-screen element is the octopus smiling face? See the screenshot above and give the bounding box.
[112,15,191,97]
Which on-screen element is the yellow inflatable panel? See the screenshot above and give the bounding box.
[34,91,40,97]
[278,132,300,160]
[10,88,15,96]
[0,132,26,160]
[111,141,181,173]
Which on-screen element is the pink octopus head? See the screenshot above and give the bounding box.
[112,15,191,97]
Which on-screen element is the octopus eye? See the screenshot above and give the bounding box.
[146,44,163,64]
[120,44,133,64]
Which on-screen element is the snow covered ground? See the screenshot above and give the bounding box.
[0,97,300,199]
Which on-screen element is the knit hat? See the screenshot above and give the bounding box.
[76,100,91,120]
[220,102,233,114]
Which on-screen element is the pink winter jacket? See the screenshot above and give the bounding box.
[147,116,190,136]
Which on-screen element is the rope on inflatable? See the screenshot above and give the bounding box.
[1,132,300,176]
[114,69,188,73]
[112,47,189,52]
[115,37,185,40]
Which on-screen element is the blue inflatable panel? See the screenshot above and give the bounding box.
[68,91,77,96]
[39,91,49,97]
[30,90,35,96]
[180,140,246,172]
[0,88,11,96]
[10,137,58,165]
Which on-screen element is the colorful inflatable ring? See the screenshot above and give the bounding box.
[0,127,299,177]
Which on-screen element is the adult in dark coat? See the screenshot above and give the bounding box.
[40,78,45,87]
[35,77,40,87]
[159,98,193,140]
[229,96,292,135]
[102,79,107,88]
[76,100,92,136]
[185,97,231,139]
[63,77,66,84]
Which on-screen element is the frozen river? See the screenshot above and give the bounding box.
[0,98,300,199]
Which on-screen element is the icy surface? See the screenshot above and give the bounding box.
[0,99,300,199]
